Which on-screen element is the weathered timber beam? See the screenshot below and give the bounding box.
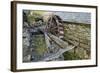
[63,38,90,49]
[64,35,90,45]
[61,21,90,25]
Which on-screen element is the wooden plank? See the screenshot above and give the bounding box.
[63,38,90,49]
[64,34,90,45]
[61,21,90,25]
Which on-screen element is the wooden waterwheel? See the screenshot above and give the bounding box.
[45,15,64,39]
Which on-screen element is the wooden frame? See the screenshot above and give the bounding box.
[11,1,98,72]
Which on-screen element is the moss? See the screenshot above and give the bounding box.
[33,35,47,56]
[27,10,45,24]
[31,11,45,15]
[63,51,81,60]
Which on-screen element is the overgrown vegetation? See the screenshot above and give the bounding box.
[32,35,47,56]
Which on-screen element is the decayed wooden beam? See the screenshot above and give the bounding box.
[64,34,90,45]
[47,33,69,49]
[62,21,90,25]
[63,38,90,49]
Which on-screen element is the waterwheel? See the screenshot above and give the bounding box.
[45,14,64,39]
